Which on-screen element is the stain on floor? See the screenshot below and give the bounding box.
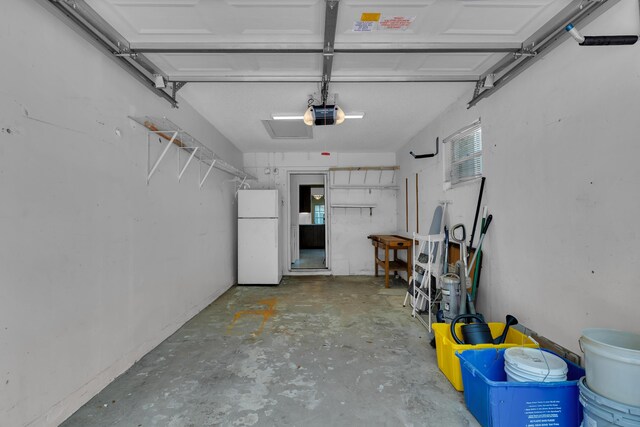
[227,297,278,337]
[61,275,479,427]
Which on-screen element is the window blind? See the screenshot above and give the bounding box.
[445,120,482,185]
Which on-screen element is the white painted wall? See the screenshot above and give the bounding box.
[397,0,640,353]
[244,153,399,276]
[0,2,242,426]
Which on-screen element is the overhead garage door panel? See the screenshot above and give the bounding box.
[336,0,574,46]
[86,0,325,46]
[148,53,322,79]
[332,52,503,79]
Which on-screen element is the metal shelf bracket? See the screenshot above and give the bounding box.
[178,146,198,181]
[199,159,217,189]
[132,116,256,188]
[147,130,178,184]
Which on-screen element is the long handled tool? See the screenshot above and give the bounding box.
[467,214,492,276]
[471,207,487,302]
[469,212,492,304]
[468,177,486,252]
[450,214,493,317]
[467,215,493,270]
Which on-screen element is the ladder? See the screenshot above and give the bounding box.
[404,232,445,332]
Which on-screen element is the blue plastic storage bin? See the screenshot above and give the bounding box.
[456,348,585,427]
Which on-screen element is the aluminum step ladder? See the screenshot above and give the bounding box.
[403,232,445,332]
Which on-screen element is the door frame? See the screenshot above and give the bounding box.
[286,170,331,274]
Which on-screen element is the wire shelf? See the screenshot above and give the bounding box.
[129,116,255,181]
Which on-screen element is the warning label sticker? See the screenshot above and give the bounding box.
[360,12,381,22]
[379,15,415,31]
[523,400,562,427]
[353,21,375,32]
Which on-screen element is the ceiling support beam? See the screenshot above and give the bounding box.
[167,77,478,83]
[337,47,516,54]
[468,0,620,108]
[132,46,518,55]
[35,0,179,107]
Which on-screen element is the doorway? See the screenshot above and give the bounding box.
[289,173,329,270]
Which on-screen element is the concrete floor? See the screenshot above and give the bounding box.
[291,249,326,270]
[61,276,479,427]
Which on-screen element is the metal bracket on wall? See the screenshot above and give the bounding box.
[146,129,201,184]
[147,130,178,184]
[199,159,217,189]
[410,137,439,159]
[172,81,187,100]
[472,79,483,98]
[178,146,198,181]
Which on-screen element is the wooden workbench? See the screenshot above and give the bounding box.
[367,234,413,288]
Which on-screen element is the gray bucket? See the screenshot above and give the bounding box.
[578,377,640,426]
[440,273,460,322]
[580,328,640,406]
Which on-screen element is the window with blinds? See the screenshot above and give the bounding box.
[314,204,325,225]
[444,120,482,186]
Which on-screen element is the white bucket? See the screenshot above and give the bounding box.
[578,377,640,426]
[580,329,640,407]
[504,347,567,382]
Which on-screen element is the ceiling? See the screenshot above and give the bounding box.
[179,81,470,152]
[78,0,575,153]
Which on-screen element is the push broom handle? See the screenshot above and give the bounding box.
[468,177,486,251]
[467,215,492,275]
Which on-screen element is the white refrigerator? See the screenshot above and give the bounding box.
[237,189,282,285]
